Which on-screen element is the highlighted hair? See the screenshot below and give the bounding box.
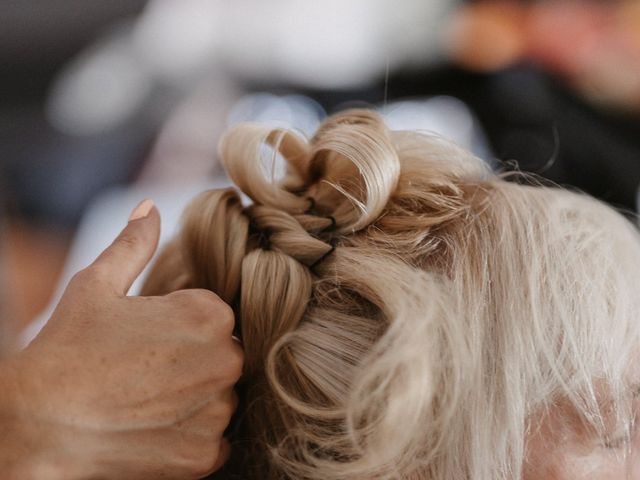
[142,110,640,479]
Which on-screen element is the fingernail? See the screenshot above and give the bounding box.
[128,199,155,222]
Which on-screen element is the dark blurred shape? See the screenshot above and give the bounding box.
[0,0,148,227]
[387,65,640,212]
[0,1,147,104]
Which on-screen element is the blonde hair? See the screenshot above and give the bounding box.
[142,109,640,479]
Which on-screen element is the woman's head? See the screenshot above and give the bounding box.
[142,109,640,479]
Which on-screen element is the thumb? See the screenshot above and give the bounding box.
[88,199,161,295]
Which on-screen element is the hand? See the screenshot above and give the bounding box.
[1,200,243,479]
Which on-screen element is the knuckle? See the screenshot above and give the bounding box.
[227,344,244,381]
[116,232,140,250]
[169,288,216,308]
[165,288,192,304]
[185,442,222,477]
[167,290,208,315]
[69,267,102,289]
[227,391,240,417]
[216,346,244,386]
[167,289,236,338]
[86,263,111,281]
[206,395,235,428]
[210,299,235,334]
[219,398,236,424]
[69,268,91,286]
[192,288,227,312]
[189,290,236,334]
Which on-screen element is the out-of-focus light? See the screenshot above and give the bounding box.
[446,2,525,72]
[246,1,382,89]
[46,26,152,136]
[226,93,325,136]
[381,96,480,153]
[54,0,455,102]
[219,0,454,88]
[132,0,221,83]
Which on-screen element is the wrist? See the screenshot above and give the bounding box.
[0,357,89,480]
[0,357,37,478]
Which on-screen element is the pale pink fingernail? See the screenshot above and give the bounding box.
[128,199,155,222]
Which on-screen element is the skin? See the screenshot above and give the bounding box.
[0,203,243,479]
[524,398,640,479]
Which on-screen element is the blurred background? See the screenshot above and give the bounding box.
[2,0,640,354]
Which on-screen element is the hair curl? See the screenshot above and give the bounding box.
[142,109,640,479]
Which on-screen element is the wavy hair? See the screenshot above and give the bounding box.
[142,109,640,479]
